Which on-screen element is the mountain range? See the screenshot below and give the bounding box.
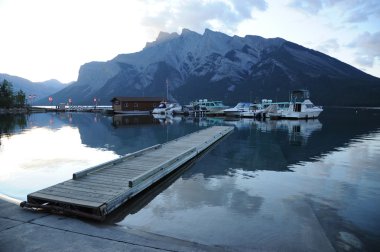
[0,73,66,102]
[23,29,380,106]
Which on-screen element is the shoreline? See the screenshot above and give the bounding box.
[0,108,28,114]
[0,198,217,251]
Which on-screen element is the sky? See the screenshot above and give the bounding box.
[0,0,379,83]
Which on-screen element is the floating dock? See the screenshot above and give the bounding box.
[21,126,233,220]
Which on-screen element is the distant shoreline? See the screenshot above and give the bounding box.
[326,106,380,110]
[0,108,28,114]
[1,105,380,115]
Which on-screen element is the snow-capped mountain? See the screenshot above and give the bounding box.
[47,28,380,106]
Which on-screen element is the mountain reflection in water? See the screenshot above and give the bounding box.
[0,108,380,250]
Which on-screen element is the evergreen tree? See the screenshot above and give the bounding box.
[15,89,26,108]
[0,79,14,108]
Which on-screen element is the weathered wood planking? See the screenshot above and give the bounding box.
[23,126,233,220]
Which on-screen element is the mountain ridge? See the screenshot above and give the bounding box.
[38,28,380,106]
[0,73,67,102]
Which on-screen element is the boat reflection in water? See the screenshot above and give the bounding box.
[152,114,183,125]
[224,118,322,145]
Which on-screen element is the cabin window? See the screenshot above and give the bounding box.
[124,103,128,108]
[134,103,139,108]
[114,100,120,105]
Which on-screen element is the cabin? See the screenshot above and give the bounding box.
[111,97,165,114]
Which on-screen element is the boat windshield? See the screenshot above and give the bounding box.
[291,90,310,102]
[236,103,251,108]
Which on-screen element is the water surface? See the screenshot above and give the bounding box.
[1,108,379,250]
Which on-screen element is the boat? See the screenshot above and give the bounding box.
[241,103,266,118]
[239,99,277,118]
[187,99,229,115]
[152,102,182,115]
[269,90,323,119]
[223,102,253,117]
[152,101,168,114]
[166,103,183,115]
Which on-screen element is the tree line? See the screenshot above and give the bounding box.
[0,79,26,108]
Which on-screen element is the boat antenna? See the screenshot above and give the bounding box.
[166,78,169,102]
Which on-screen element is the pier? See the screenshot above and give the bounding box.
[21,126,234,220]
[28,105,113,114]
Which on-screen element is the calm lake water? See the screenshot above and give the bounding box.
[1,108,380,251]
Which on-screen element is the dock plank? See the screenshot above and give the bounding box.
[37,187,112,202]
[60,180,122,190]
[28,192,104,208]
[54,184,120,196]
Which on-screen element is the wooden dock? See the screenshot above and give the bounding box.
[21,126,234,220]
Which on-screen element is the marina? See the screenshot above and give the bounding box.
[21,126,233,220]
[23,89,323,121]
[223,90,323,119]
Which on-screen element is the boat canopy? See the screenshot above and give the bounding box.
[291,90,310,102]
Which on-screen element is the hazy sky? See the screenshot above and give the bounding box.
[0,0,379,83]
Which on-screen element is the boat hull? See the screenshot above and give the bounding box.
[152,108,166,114]
[280,109,322,119]
[241,110,266,118]
[224,110,243,117]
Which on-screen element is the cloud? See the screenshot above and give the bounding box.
[345,1,380,23]
[349,31,380,67]
[141,0,268,35]
[288,0,323,14]
[288,0,380,24]
[316,38,340,54]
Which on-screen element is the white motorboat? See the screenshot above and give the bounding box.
[224,102,253,117]
[152,102,168,114]
[241,103,266,118]
[274,90,323,119]
[153,102,182,115]
[166,103,182,115]
[188,99,229,113]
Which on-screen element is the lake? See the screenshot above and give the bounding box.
[1,108,379,251]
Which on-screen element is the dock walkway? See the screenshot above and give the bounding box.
[22,126,233,220]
